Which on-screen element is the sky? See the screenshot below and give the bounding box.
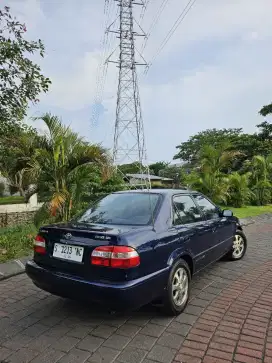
[7,0,272,163]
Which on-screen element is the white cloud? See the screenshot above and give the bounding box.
[7,0,272,162]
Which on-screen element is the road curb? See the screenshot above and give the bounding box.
[240,218,254,227]
[0,255,30,281]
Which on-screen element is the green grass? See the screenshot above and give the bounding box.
[0,196,25,205]
[224,205,272,219]
[0,224,37,263]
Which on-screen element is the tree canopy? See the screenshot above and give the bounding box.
[259,103,272,117]
[174,122,272,166]
[0,6,51,136]
[173,128,243,164]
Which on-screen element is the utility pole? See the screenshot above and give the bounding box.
[107,0,150,188]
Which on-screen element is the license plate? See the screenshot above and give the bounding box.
[53,243,84,262]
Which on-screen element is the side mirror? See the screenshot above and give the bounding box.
[222,209,233,217]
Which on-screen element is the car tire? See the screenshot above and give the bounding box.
[162,259,191,316]
[227,230,247,261]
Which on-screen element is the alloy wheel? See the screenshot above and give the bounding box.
[232,234,245,259]
[172,267,189,306]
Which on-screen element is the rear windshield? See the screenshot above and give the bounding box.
[77,192,161,226]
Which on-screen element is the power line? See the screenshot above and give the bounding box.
[140,0,171,53]
[91,0,117,126]
[139,0,151,25]
[146,0,197,72]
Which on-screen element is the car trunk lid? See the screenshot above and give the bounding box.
[34,222,131,282]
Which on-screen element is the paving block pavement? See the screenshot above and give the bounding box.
[0,215,271,363]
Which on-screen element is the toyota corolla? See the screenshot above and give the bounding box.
[26,189,247,315]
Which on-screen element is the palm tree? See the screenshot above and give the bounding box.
[228,172,253,207]
[25,113,109,222]
[199,143,242,175]
[250,155,272,205]
[186,143,242,204]
[186,170,230,205]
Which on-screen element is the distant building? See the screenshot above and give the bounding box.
[125,173,173,186]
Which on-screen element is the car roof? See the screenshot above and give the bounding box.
[114,189,199,196]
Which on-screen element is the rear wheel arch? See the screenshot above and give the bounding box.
[180,254,194,277]
[167,251,194,277]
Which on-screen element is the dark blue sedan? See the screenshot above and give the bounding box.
[26,189,247,315]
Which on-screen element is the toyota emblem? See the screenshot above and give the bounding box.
[64,233,72,240]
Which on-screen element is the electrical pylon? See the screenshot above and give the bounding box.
[107,0,150,188]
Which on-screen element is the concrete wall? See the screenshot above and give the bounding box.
[0,194,43,228]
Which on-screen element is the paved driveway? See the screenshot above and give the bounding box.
[0,215,272,363]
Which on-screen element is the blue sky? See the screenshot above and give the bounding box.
[8,0,272,163]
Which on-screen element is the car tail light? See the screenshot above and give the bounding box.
[34,235,46,254]
[91,246,140,268]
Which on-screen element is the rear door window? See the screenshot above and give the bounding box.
[172,195,203,225]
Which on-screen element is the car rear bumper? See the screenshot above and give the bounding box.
[25,260,169,310]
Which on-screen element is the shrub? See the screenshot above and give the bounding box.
[0,224,37,262]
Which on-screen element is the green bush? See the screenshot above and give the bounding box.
[0,224,37,262]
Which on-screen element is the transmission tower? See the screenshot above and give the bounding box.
[107,0,150,188]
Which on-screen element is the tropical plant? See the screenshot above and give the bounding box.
[185,144,242,204]
[250,155,272,205]
[186,170,230,205]
[25,113,110,223]
[227,172,253,207]
[199,143,242,174]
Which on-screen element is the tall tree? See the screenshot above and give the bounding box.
[118,162,143,175]
[149,161,169,176]
[0,6,51,135]
[174,128,242,164]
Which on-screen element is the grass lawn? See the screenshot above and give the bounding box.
[0,224,37,263]
[0,196,25,205]
[225,205,272,219]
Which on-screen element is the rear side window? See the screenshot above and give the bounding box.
[172,195,202,225]
[193,194,219,220]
